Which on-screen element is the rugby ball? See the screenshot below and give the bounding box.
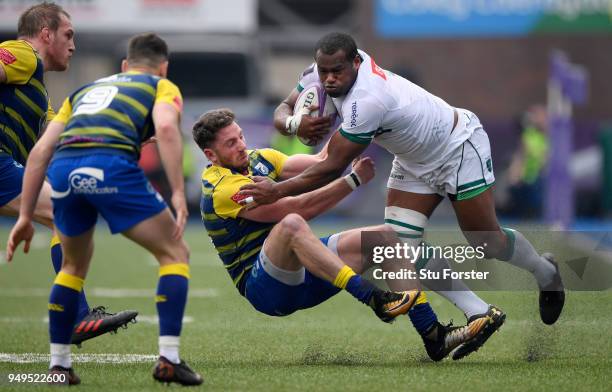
[293,82,337,146]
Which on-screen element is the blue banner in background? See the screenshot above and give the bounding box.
[375,0,612,38]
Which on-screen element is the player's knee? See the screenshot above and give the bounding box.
[279,213,308,238]
[179,240,190,262]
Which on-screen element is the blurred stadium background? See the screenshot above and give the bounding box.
[1,0,611,227]
[1,1,611,390]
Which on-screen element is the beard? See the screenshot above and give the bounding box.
[219,156,249,175]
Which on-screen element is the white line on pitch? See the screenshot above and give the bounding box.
[0,353,158,364]
[0,315,194,325]
[0,287,218,298]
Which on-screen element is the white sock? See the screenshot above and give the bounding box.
[421,256,490,319]
[503,229,556,288]
[384,206,489,320]
[159,336,180,364]
[50,343,71,369]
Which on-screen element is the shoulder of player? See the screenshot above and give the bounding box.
[339,89,386,117]
[0,40,37,66]
[202,165,250,190]
[300,63,316,78]
[1,39,36,54]
[298,64,319,89]
[253,147,281,160]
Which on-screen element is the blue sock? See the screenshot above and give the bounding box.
[345,274,376,305]
[49,272,83,344]
[50,236,89,321]
[408,302,438,336]
[156,265,189,336]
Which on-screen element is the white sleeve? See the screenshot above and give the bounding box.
[338,97,385,145]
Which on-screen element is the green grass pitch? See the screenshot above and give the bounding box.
[0,223,610,391]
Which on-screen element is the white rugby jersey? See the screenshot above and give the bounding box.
[298,50,475,178]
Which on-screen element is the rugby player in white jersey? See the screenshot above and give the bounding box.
[240,32,565,360]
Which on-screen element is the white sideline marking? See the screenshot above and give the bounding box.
[0,353,158,364]
[0,315,194,325]
[130,315,194,324]
[0,287,218,298]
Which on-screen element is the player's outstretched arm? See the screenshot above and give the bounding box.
[239,156,374,223]
[277,138,331,180]
[239,132,367,205]
[6,120,65,261]
[152,102,187,239]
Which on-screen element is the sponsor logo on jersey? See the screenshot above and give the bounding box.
[350,101,358,127]
[51,167,118,198]
[486,158,493,172]
[253,162,270,176]
[390,173,404,180]
[231,191,249,204]
[370,58,387,80]
[0,48,16,65]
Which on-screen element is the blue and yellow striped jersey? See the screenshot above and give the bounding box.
[0,40,55,165]
[201,148,288,295]
[52,71,182,161]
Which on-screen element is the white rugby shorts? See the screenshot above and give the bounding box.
[387,109,495,200]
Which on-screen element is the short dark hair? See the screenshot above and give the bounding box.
[192,108,236,149]
[17,2,70,38]
[315,32,358,62]
[127,33,168,68]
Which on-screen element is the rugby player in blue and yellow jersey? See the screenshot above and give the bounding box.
[0,2,136,346]
[195,109,491,360]
[7,33,202,386]
[196,108,421,319]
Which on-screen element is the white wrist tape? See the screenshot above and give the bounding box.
[344,171,362,190]
[285,108,310,135]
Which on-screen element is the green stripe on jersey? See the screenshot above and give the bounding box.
[339,128,373,145]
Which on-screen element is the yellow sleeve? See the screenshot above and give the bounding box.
[52,98,73,124]
[156,78,183,113]
[46,98,56,121]
[259,148,289,177]
[0,41,37,85]
[212,175,253,219]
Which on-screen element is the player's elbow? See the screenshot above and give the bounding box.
[155,122,180,142]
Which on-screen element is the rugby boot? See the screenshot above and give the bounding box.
[369,289,420,323]
[71,306,138,346]
[539,253,565,325]
[49,365,80,385]
[152,356,203,386]
[452,304,506,360]
[422,320,482,361]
